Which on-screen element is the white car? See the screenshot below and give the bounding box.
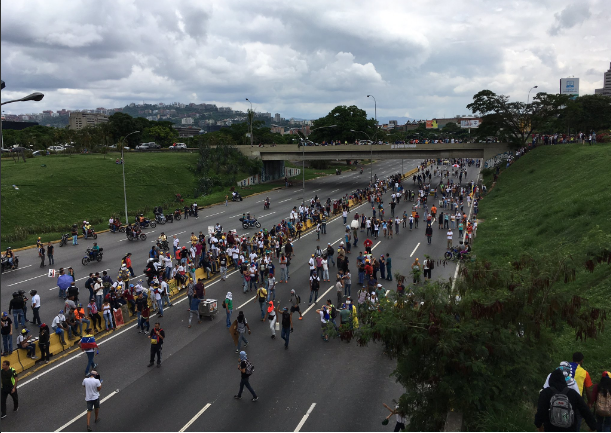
[48,145,64,152]
[170,143,187,150]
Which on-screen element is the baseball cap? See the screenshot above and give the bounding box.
[21,328,29,334]
[1,312,7,317]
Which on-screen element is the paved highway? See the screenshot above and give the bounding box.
[1,158,481,432]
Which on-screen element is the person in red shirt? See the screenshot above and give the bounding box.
[124,253,135,277]
[363,239,373,254]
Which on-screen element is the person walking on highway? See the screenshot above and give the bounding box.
[1,360,19,420]
[80,328,98,377]
[425,224,433,244]
[279,307,292,349]
[147,322,165,368]
[234,351,258,401]
[309,274,320,305]
[188,297,201,328]
[224,292,233,328]
[82,370,101,431]
[47,242,54,266]
[446,229,454,249]
[235,311,251,352]
[263,301,277,339]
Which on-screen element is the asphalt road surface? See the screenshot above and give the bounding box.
[1,158,480,432]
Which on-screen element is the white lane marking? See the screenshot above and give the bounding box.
[302,285,334,316]
[371,241,381,251]
[331,189,339,193]
[237,296,256,309]
[7,272,47,287]
[55,390,119,432]
[258,211,276,218]
[174,231,187,236]
[410,243,420,257]
[2,264,33,274]
[279,198,292,203]
[229,214,242,218]
[208,211,225,217]
[331,238,342,246]
[294,403,317,432]
[48,269,111,291]
[179,403,212,432]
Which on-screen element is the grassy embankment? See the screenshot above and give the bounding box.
[1,153,355,248]
[472,144,611,431]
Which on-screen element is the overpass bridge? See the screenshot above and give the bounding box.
[236,142,513,184]
[240,142,512,162]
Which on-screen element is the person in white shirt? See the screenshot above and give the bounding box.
[446,230,454,249]
[173,236,180,254]
[315,305,329,341]
[160,280,172,309]
[308,255,316,276]
[83,371,102,429]
[30,289,42,326]
[322,257,329,282]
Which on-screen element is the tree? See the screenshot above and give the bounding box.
[310,105,376,142]
[142,125,178,147]
[466,90,570,147]
[350,252,608,431]
[554,95,611,133]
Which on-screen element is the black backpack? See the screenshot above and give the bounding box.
[311,278,319,291]
[282,311,291,328]
[331,306,337,319]
[244,359,255,375]
[258,290,266,303]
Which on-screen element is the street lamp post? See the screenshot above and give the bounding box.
[367,94,377,142]
[294,125,336,205]
[351,129,374,183]
[121,130,140,225]
[245,98,253,147]
[1,87,45,150]
[527,86,538,104]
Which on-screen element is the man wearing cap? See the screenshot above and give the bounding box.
[308,254,316,276]
[51,310,68,345]
[279,306,292,349]
[16,329,36,359]
[82,369,101,430]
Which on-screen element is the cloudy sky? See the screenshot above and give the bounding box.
[1,0,610,121]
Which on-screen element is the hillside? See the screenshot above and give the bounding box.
[473,143,611,430]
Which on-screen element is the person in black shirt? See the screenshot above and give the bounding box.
[234,351,258,401]
[47,242,54,265]
[1,360,19,419]
[147,323,165,367]
[534,368,596,432]
[279,307,292,349]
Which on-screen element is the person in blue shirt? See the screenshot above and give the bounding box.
[188,297,201,328]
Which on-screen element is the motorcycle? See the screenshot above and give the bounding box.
[138,219,157,229]
[240,218,261,229]
[82,247,104,266]
[444,246,469,261]
[360,168,363,174]
[1,255,19,273]
[231,193,243,202]
[336,168,342,175]
[127,232,147,241]
[59,233,70,247]
[173,209,182,221]
[155,214,167,225]
[166,213,174,223]
[83,228,98,240]
[109,223,126,233]
[156,239,169,252]
[263,200,270,210]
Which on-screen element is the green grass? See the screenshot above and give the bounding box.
[2,152,333,248]
[472,143,611,430]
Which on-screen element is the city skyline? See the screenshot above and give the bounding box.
[1,0,610,120]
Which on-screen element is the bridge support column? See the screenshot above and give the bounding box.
[261,160,285,183]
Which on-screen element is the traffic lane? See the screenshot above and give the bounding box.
[5,162,426,432]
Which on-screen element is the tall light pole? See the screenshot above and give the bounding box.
[351,129,373,183]
[527,86,538,104]
[1,86,45,150]
[367,94,377,142]
[121,130,140,225]
[245,98,253,147]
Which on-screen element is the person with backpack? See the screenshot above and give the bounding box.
[309,274,320,305]
[289,289,303,322]
[326,300,338,330]
[535,368,596,432]
[234,351,258,401]
[279,307,292,349]
[1,360,19,419]
[592,371,611,432]
[147,322,165,368]
[256,286,268,321]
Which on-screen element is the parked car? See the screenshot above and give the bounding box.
[137,143,151,150]
[147,142,160,149]
[48,145,64,152]
[170,143,187,150]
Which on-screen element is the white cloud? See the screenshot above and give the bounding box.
[1,0,609,119]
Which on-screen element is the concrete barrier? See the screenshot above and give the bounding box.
[49,333,67,357]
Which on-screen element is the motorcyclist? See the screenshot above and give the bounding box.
[82,221,92,239]
[90,243,100,260]
[5,247,14,268]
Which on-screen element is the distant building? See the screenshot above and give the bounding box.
[173,126,203,138]
[68,112,109,130]
[595,62,611,96]
[182,117,194,125]
[274,113,281,122]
